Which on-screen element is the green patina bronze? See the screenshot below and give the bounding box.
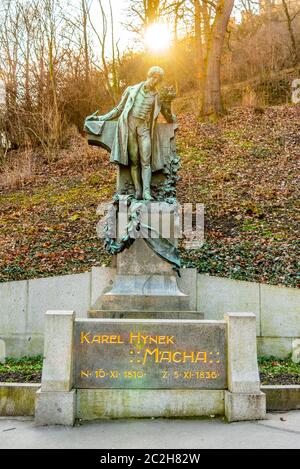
[84,67,181,273]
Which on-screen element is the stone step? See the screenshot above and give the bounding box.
[88,309,204,320]
[93,293,193,313]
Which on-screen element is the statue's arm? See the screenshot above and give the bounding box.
[86,87,130,122]
[160,101,177,123]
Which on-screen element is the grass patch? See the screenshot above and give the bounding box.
[259,355,300,385]
[0,355,299,385]
[181,240,299,288]
[0,355,43,383]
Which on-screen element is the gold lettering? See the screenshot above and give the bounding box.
[149,336,158,344]
[142,348,209,364]
[109,335,119,344]
[91,335,101,343]
[129,332,175,346]
[160,351,171,362]
[182,352,194,363]
[80,332,91,344]
[172,351,183,363]
[83,334,125,344]
[195,351,207,363]
[166,336,175,344]
[143,347,159,364]
[130,332,141,345]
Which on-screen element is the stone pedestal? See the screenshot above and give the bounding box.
[35,311,266,424]
[35,311,76,426]
[224,313,266,422]
[89,310,204,320]
[90,236,194,317]
[0,339,5,364]
[35,389,76,426]
[77,389,225,420]
[225,391,266,422]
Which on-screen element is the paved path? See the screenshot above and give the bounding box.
[0,411,300,449]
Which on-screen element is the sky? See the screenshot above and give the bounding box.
[83,0,250,58]
[89,0,135,55]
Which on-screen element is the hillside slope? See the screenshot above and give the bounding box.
[0,105,299,287]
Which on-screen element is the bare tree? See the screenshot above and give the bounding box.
[87,0,120,103]
[200,0,235,120]
[145,0,161,25]
[281,0,300,65]
[81,0,90,82]
[0,1,19,111]
[109,0,120,98]
[123,0,172,37]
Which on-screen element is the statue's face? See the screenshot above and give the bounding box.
[146,73,163,90]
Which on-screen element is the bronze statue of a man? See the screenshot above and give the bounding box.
[86,66,175,201]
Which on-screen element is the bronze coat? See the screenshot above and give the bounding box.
[101,82,165,172]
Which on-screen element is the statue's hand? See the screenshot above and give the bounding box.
[165,113,177,124]
[88,114,111,122]
[86,110,100,121]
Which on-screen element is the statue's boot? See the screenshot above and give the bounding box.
[142,167,153,201]
[131,166,143,200]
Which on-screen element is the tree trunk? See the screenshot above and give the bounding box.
[109,0,119,101]
[174,1,182,95]
[201,0,234,121]
[281,0,299,66]
[145,0,160,25]
[193,0,205,94]
[81,0,90,83]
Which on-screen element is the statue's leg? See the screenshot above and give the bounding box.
[128,120,142,200]
[137,124,153,201]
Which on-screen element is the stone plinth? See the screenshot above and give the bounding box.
[35,311,76,426]
[225,391,266,422]
[40,310,75,392]
[77,389,225,420]
[91,238,191,315]
[0,339,5,364]
[0,383,39,417]
[89,310,204,320]
[224,313,266,422]
[35,389,76,426]
[35,311,266,425]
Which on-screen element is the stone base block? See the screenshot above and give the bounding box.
[35,389,76,426]
[262,385,300,411]
[0,383,40,417]
[77,389,225,420]
[98,294,191,312]
[225,391,266,422]
[88,309,204,320]
[0,339,5,363]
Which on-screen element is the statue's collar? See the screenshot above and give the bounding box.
[138,81,158,95]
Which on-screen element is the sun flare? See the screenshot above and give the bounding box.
[144,23,171,52]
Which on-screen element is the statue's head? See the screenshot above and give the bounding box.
[146,66,164,90]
